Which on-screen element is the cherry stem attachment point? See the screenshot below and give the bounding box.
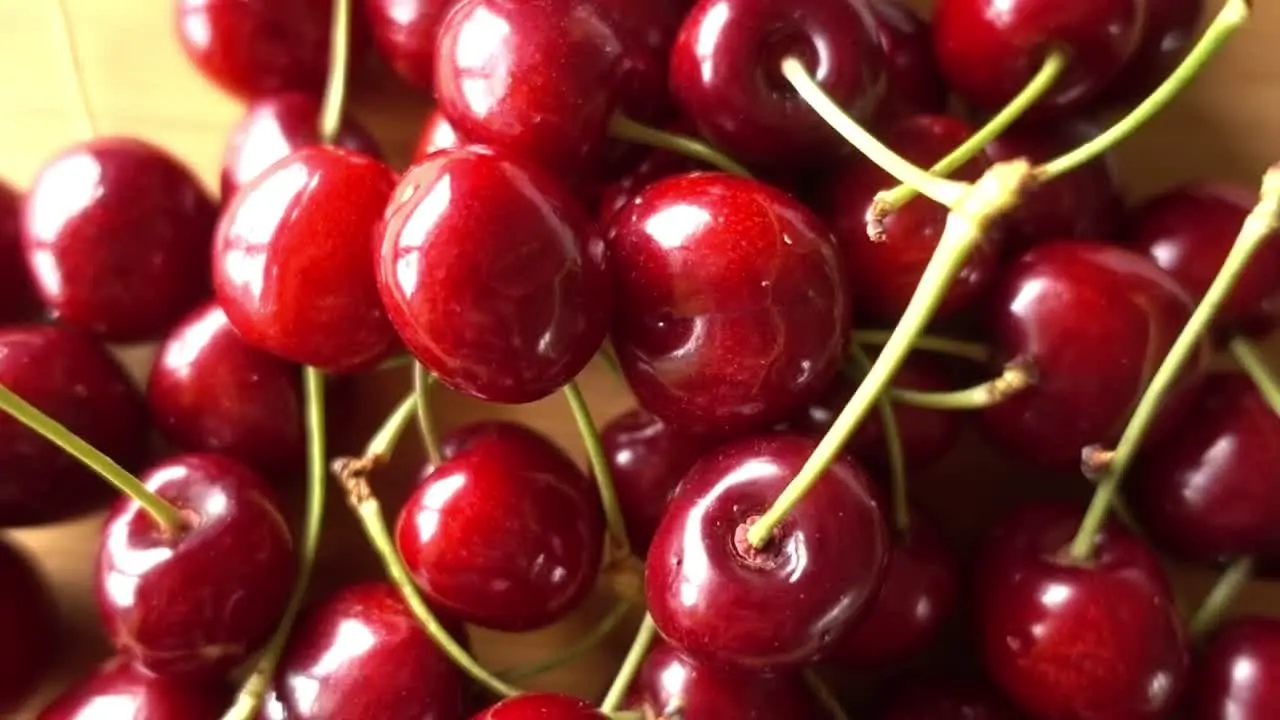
[600,613,657,712]
[1068,163,1280,562]
[318,0,351,144]
[1190,556,1255,640]
[564,381,632,558]
[890,357,1038,411]
[849,344,909,533]
[608,113,753,178]
[502,600,634,682]
[1229,336,1280,416]
[747,159,1033,549]
[804,670,851,720]
[852,331,992,364]
[412,365,443,466]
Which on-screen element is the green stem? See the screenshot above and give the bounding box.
[317,0,351,143]
[502,600,634,682]
[608,114,752,178]
[366,390,420,462]
[804,670,851,720]
[747,159,1033,549]
[600,613,657,712]
[1229,337,1280,415]
[849,345,909,533]
[1036,0,1250,183]
[55,0,96,136]
[598,345,623,379]
[376,354,414,372]
[564,381,632,557]
[1190,556,1255,640]
[413,365,443,466]
[1068,164,1280,562]
[0,384,183,532]
[852,331,991,364]
[889,358,1037,411]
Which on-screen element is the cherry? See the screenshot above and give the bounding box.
[0,181,42,324]
[646,434,888,670]
[147,302,303,478]
[1099,0,1204,108]
[867,0,949,123]
[824,113,999,321]
[1186,617,1280,720]
[97,453,296,678]
[412,110,465,163]
[977,503,1187,719]
[259,582,468,720]
[37,657,228,720]
[396,423,604,631]
[214,145,399,373]
[221,92,381,203]
[471,694,604,719]
[981,240,1209,471]
[0,538,57,714]
[0,325,148,527]
[932,0,1145,114]
[596,145,704,227]
[22,137,217,342]
[377,146,611,403]
[608,172,850,434]
[362,0,455,91]
[877,675,1022,720]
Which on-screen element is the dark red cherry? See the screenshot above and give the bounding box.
[0,538,57,714]
[471,694,604,719]
[867,0,948,123]
[147,302,303,477]
[825,113,999,321]
[1128,183,1280,339]
[363,0,455,91]
[0,325,147,527]
[221,92,382,203]
[1098,0,1203,108]
[932,0,1144,114]
[646,434,888,670]
[977,503,1187,719]
[22,137,217,342]
[981,240,1209,471]
[609,172,850,434]
[412,110,465,163]
[596,145,705,227]
[377,146,611,403]
[97,453,296,678]
[877,675,1022,720]
[260,582,468,720]
[1187,617,1280,720]
[396,424,603,631]
[214,145,398,373]
[0,182,42,324]
[38,657,228,720]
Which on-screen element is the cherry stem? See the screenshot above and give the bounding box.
[804,670,851,720]
[501,600,634,682]
[747,160,1032,549]
[779,55,969,210]
[598,345,623,379]
[377,354,414,371]
[318,0,351,143]
[889,357,1037,411]
[608,113,753,178]
[852,331,991,364]
[564,381,632,558]
[1036,0,1250,183]
[1189,556,1255,640]
[599,613,657,712]
[874,50,1068,217]
[413,364,443,466]
[849,344,910,533]
[1068,163,1280,562]
[366,389,420,461]
[0,383,183,532]
[1229,336,1280,415]
[55,0,96,137]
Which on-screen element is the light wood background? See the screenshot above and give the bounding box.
[1,0,1279,716]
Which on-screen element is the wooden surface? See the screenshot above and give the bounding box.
[2,0,1280,716]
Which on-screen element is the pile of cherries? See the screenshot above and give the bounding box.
[2,0,1278,718]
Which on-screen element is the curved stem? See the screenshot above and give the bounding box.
[804,670,851,720]
[889,357,1037,411]
[608,114,752,178]
[1037,0,1250,183]
[366,390,421,462]
[600,613,657,712]
[502,600,634,682]
[1190,556,1255,640]
[779,55,969,211]
[1068,163,1280,562]
[747,160,1033,549]
[55,0,96,137]
[1229,337,1280,415]
[413,365,443,466]
[0,384,182,532]
[849,345,909,533]
[852,331,991,364]
[317,0,351,143]
[564,381,631,558]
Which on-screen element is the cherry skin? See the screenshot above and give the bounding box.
[396,424,603,631]
[981,240,1210,471]
[867,0,949,123]
[932,0,1145,114]
[214,145,399,373]
[1186,617,1280,720]
[412,110,465,163]
[147,302,303,478]
[22,137,217,342]
[877,675,1022,720]
[977,503,1187,719]
[596,144,705,227]
[0,538,57,714]
[97,453,296,679]
[1098,0,1204,108]
[0,324,148,527]
[471,694,605,719]
[377,146,612,404]
[608,172,850,435]
[0,181,42,324]
[646,434,888,670]
[38,657,228,720]
[362,0,455,92]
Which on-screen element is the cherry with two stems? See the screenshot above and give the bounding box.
[0,538,57,714]
[0,181,41,323]
[37,657,228,720]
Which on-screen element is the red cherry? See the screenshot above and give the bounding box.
[0,538,57,714]
[96,453,296,678]
[412,110,465,163]
[596,144,705,227]
[977,503,1187,719]
[377,146,612,403]
[608,172,850,434]
[0,325,148,527]
[0,181,42,324]
[646,435,889,670]
[396,425,603,631]
[1187,617,1280,720]
[362,0,455,91]
[669,0,883,169]
[867,0,948,123]
[37,657,228,720]
[214,145,398,373]
[981,240,1210,471]
[1098,0,1204,108]
[471,694,605,719]
[877,675,1022,720]
[22,138,217,342]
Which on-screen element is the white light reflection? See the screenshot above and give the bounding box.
[221,161,311,305]
[643,203,712,251]
[454,7,512,117]
[393,176,453,300]
[413,473,467,544]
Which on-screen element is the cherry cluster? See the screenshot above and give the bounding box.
[1,0,1277,718]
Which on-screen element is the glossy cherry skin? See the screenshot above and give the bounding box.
[1129,184,1280,339]
[977,503,1188,719]
[38,657,228,720]
[609,172,850,434]
[363,0,454,91]
[932,0,1144,114]
[412,110,465,163]
[981,240,1210,471]
[646,434,889,670]
[377,146,611,403]
[0,181,42,323]
[1186,617,1280,720]
[1099,0,1203,108]
[0,325,148,527]
[0,539,57,714]
[596,145,704,227]
[877,676,1022,720]
[259,582,468,720]
[868,0,948,123]
[472,694,605,719]
[221,93,381,203]
[97,453,296,678]
[825,114,999,321]
[22,137,217,342]
[148,302,303,477]
[396,424,603,631]
[214,145,399,372]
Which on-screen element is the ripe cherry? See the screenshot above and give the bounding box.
[22,138,217,342]
[362,0,455,91]
[97,453,296,678]
[412,110,464,163]
[214,145,399,373]
[608,172,850,434]
[1099,0,1204,108]
[0,181,41,324]
[867,0,948,123]
[646,434,888,670]
[0,538,57,714]
[377,146,611,403]
[1187,617,1280,720]
[876,675,1022,720]
[596,144,704,227]
[472,694,605,719]
[37,657,228,720]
